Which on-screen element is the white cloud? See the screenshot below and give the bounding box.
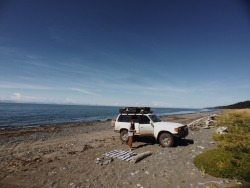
[10,93,41,102]
[151,101,175,108]
[0,46,17,56]
[0,81,52,90]
[12,93,22,100]
[25,54,39,60]
[7,92,63,104]
[65,98,77,104]
[70,88,99,96]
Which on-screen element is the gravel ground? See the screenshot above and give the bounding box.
[0,111,247,188]
[0,121,112,145]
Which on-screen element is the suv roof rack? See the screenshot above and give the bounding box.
[119,107,153,114]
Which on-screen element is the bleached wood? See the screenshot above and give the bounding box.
[130,151,152,163]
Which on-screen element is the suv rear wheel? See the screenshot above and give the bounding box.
[159,132,174,147]
[120,129,128,142]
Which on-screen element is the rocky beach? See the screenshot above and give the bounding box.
[0,111,244,188]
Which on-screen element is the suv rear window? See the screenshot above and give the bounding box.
[138,115,150,124]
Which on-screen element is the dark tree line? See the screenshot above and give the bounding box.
[214,100,250,109]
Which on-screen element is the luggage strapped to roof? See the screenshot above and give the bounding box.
[119,107,152,114]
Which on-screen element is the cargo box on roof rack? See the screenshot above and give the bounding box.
[119,107,152,114]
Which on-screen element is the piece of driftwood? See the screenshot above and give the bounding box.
[188,117,207,127]
[216,126,228,134]
[130,151,152,163]
[188,114,219,131]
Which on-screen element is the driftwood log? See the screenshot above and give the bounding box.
[188,114,219,131]
[130,151,152,163]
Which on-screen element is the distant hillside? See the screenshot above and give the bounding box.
[214,100,250,109]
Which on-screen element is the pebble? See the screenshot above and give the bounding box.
[1,121,112,145]
[197,146,205,149]
[94,156,113,165]
[135,169,140,174]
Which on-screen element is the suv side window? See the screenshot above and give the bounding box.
[117,115,139,122]
[118,115,131,122]
[139,115,150,124]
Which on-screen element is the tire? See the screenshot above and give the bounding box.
[120,129,128,142]
[159,133,174,147]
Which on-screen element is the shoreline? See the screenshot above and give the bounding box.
[1,109,243,188]
[0,109,219,130]
[0,111,220,146]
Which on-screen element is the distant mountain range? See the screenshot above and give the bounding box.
[213,100,250,109]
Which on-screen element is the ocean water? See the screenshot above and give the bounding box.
[0,103,208,128]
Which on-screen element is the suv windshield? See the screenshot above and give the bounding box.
[148,115,161,122]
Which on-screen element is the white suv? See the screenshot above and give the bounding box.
[113,107,188,147]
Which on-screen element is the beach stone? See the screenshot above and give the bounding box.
[102,160,110,165]
[94,156,113,165]
[197,146,204,149]
[216,127,228,134]
[43,152,61,162]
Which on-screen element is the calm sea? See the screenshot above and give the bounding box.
[0,103,208,128]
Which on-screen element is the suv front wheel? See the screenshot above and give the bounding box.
[120,129,128,142]
[159,132,174,147]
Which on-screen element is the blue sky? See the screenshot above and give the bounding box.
[0,0,250,108]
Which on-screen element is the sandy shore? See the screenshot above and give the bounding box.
[0,111,243,188]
